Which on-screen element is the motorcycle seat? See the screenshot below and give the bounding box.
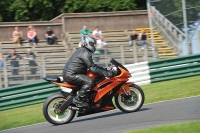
[43,76,77,88]
[43,76,64,83]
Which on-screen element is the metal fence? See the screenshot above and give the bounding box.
[1,59,45,87]
[147,0,200,55]
[93,44,155,67]
[0,44,155,88]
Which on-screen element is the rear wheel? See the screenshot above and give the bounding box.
[43,93,76,125]
[115,84,145,113]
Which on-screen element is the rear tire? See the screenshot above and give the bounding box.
[115,84,145,113]
[43,93,76,125]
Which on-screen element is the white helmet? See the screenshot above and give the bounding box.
[80,36,96,53]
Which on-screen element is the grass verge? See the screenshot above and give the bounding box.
[0,76,200,131]
[125,120,200,133]
[142,75,200,103]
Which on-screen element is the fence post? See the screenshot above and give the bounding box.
[104,48,108,67]
[0,43,2,88]
[182,0,190,54]
[0,68,2,88]
[147,0,156,60]
[3,59,8,87]
[132,41,138,63]
[42,55,46,77]
[23,60,27,83]
[120,46,125,65]
[144,45,148,61]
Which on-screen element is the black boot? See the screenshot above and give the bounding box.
[73,95,89,107]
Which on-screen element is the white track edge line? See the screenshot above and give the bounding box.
[144,95,200,105]
[1,95,200,132]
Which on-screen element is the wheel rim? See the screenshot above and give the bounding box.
[118,86,142,111]
[47,98,74,123]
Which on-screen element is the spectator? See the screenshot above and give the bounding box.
[80,26,90,36]
[27,26,37,46]
[138,30,152,49]
[45,27,57,45]
[24,49,37,76]
[97,36,107,48]
[92,26,102,40]
[129,30,140,46]
[11,26,23,47]
[6,49,22,75]
[93,37,107,62]
[32,26,39,43]
[0,53,3,68]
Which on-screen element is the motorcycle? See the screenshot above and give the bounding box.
[42,59,145,125]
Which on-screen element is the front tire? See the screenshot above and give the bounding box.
[115,84,145,113]
[43,93,76,125]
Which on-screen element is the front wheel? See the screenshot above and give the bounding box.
[43,93,76,125]
[115,84,145,113]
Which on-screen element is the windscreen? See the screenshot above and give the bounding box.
[110,58,129,72]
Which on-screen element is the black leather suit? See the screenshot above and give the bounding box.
[62,47,110,96]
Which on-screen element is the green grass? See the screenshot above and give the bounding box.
[0,104,45,131]
[142,75,200,104]
[0,76,200,131]
[125,120,200,133]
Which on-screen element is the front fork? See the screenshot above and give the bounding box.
[116,82,133,97]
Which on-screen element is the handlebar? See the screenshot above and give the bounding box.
[107,63,120,76]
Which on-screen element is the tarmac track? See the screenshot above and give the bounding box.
[1,96,200,133]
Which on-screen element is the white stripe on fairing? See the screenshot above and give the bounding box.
[58,77,72,92]
[60,87,72,92]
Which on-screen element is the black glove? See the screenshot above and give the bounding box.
[106,70,115,78]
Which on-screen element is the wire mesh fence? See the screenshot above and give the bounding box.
[148,0,200,55]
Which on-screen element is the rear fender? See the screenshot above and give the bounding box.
[116,82,134,95]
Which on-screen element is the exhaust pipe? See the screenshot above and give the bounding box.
[68,106,80,111]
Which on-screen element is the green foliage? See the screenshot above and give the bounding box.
[0,0,142,22]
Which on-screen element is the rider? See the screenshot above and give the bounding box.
[62,35,114,107]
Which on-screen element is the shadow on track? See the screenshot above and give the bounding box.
[70,108,151,124]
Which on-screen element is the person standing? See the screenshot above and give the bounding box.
[12,26,23,47]
[45,27,57,45]
[80,26,91,36]
[6,49,22,75]
[24,49,37,75]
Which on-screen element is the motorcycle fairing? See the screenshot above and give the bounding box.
[77,82,124,117]
[116,82,133,95]
[52,82,76,88]
[93,80,121,102]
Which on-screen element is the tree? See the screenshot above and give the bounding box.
[0,0,144,22]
